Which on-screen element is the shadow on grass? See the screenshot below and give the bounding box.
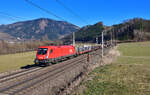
[20,56,77,69]
[20,63,54,69]
[20,64,41,69]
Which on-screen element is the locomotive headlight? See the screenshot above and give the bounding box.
[46,56,48,59]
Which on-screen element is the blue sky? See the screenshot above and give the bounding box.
[0,0,150,27]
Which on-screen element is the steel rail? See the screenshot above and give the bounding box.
[0,56,87,94]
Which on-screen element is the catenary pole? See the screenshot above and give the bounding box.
[102,31,104,58]
[73,32,75,46]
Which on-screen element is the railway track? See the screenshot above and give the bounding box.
[0,67,44,83]
[0,53,86,84]
[0,54,87,95]
[0,67,38,79]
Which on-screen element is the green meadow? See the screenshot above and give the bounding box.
[79,42,150,95]
[0,51,35,72]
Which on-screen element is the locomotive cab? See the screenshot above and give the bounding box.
[37,48,48,60]
[34,47,51,65]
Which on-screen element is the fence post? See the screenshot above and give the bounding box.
[87,53,90,63]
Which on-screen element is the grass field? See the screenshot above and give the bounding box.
[79,42,150,95]
[0,51,35,72]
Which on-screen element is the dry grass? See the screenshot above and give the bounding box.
[0,51,35,72]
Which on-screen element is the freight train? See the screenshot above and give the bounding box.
[34,45,100,65]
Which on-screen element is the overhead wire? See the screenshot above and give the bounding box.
[25,0,66,21]
[0,14,16,21]
[0,11,23,21]
[56,0,89,25]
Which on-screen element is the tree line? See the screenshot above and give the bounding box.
[0,40,62,55]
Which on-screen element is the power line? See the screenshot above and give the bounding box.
[0,12,24,21]
[25,0,66,21]
[0,14,16,21]
[56,0,89,25]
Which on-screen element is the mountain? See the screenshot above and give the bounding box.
[0,18,80,41]
[63,18,150,44]
[112,18,150,41]
[75,22,104,42]
[62,22,104,44]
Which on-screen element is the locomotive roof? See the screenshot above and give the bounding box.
[38,45,74,48]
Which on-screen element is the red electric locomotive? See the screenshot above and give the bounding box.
[34,45,76,65]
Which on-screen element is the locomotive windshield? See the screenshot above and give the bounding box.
[37,48,48,55]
